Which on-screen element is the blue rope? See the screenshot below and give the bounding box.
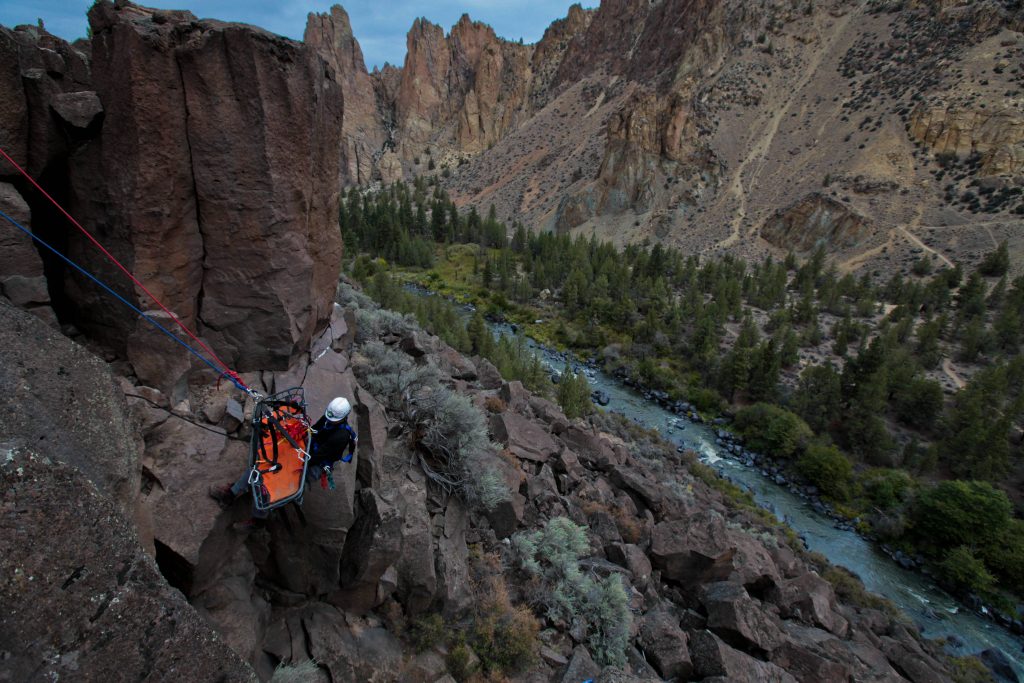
[0,207,248,392]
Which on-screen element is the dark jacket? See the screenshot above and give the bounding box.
[309,415,357,467]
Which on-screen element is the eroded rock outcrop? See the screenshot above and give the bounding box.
[305,5,385,185]
[0,449,255,682]
[761,193,870,254]
[0,183,51,321]
[910,104,1024,175]
[65,1,342,372]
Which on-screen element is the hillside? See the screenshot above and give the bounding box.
[307,0,1024,278]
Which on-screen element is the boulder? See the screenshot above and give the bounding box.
[474,356,503,389]
[395,479,438,615]
[529,394,567,426]
[490,410,559,462]
[553,446,588,486]
[609,466,663,513]
[650,513,781,589]
[401,649,448,683]
[487,491,527,539]
[141,419,233,568]
[438,346,478,381]
[606,543,653,589]
[499,380,531,413]
[637,609,692,679]
[527,463,560,499]
[333,488,403,613]
[560,425,621,470]
[302,604,404,682]
[770,637,852,683]
[355,383,388,489]
[562,645,601,683]
[689,630,798,683]
[436,497,473,615]
[50,90,103,130]
[879,626,949,683]
[224,397,245,432]
[700,581,785,653]
[769,572,849,637]
[191,542,269,665]
[0,448,253,681]
[650,510,730,584]
[399,330,438,357]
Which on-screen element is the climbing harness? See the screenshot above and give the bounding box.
[249,388,312,512]
[0,145,256,398]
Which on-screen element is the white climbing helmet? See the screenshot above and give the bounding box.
[325,397,351,422]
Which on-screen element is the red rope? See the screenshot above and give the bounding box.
[0,145,249,391]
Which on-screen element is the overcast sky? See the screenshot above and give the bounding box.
[0,1,590,70]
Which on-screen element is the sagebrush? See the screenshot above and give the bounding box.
[513,517,632,666]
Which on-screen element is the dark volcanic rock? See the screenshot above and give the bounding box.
[334,488,403,613]
[638,609,692,679]
[0,448,254,682]
[689,630,797,683]
[0,299,142,519]
[67,1,342,371]
[768,572,849,637]
[490,410,559,462]
[0,183,51,316]
[701,581,785,653]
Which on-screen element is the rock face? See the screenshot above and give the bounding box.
[2,279,961,682]
[0,448,255,682]
[305,5,385,185]
[761,193,870,254]
[0,24,93,177]
[910,104,1024,175]
[0,300,252,681]
[0,183,51,319]
[0,299,142,520]
[58,1,343,372]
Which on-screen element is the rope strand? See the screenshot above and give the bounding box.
[0,207,249,393]
[0,145,246,388]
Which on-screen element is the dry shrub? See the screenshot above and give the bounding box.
[580,500,643,544]
[612,506,644,544]
[484,396,508,413]
[468,574,540,676]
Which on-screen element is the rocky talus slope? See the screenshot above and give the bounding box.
[308,0,1023,277]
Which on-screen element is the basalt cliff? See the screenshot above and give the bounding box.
[0,1,1011,682]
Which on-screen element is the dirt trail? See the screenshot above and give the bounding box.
[897,225,954,269]
[839,229,896,273]
[714,11,853,250]
[943,357,966,390]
